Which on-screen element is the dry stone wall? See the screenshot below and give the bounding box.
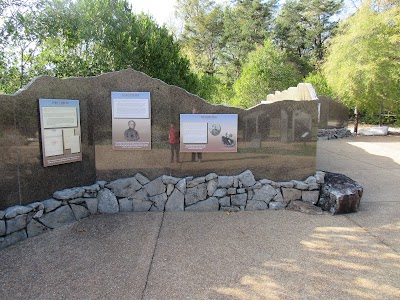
[0,170,363,250]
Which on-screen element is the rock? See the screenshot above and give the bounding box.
[291,180,309,190]
[0,220,5,236]
[238,170,256,187]
[305,176,317,184]
[318,172,363,214]
[132,199,152,212]
[218,176,234,188]
[27,219,49,237]
[176,178,187,194]
[277,181,294,188]
[302,190,320,205]
[315,171,325,184]
[237,188,246,194]
[149,193,168,211]
[308,183,320,190]
[268,202,287,210]
[205,173,218,181]
[42,199,62,213]
[165,189,184,211]
[251,182,262,189]
[53,187,84,200]
[4,206,32,219]
[185,197,219,212]
[82,183,100,192]
[233,176,239,188]
[166,184,175,196]
[106,177,142,197]
[219,196,231,207]
[187,176,206,188]
[85,198,98,214]
[281,188,302,202]
[97,181,107,188]
[227,188,236,195]
[0,230,27,249]
[207,179,218,196]
[273,190,284,202]
[144,177,166,196]
[253,185,276,203]
[231,193,248,206]
[83,192,97,198]
[247,189,254,200]
[0,211,4,219]
[185,184,207,206]
[260,179,273,185]
[162,175,181,185]
[135,173,150,185]
[245,200,268,211]
[27,202,44,211]
[97,188,119,213]
[288,200,323,215]
[359,126,388,136]
[70,204,90,220]
[68,198,86,204]
[132,188,149,201]
[6,214,28,234]
[33,210,44,219]
[213,188,227,198]
[38,205,77,229]
[118,198,133,212]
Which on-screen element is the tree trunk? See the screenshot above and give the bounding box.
[354,106,359,134]
[379,101,383,127]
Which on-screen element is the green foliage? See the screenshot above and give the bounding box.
[232,40,302,108]
[323,2,400,113]
[304,71,334,97]
[273,0,343,75]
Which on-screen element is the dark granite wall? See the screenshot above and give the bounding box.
[0,69,318,209]
[318,96,349,129]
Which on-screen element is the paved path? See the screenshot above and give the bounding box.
[1,136,399,299]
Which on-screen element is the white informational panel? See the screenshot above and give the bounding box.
[111,92,151,150]
[180,114,238,153]
[39,99,82,167]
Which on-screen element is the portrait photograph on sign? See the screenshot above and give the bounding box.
[39,99,82,167]
[111,92,151,150]
[180,114,238,153]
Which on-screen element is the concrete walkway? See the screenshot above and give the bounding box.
[1,136,399,300]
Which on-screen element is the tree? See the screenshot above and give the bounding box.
[323,1,400,129]
[232,40,302,108]
[274,0,343,75]
[304,71,334,97]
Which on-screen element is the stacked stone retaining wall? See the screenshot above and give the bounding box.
[0,170,363,250]
[318,128,352,140]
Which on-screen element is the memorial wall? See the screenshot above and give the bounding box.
[0,69,319,209]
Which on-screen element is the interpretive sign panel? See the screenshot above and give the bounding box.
[180,114,238,152]
[111,92,151,150]
[39,99,82,167]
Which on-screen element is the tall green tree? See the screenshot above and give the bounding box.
[274,0,343,75]
[323,1,400,118]
[232,40,302,108]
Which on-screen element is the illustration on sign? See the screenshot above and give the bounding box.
[111,92,151,150]
[39,99,82,167]
[180,114,238,153]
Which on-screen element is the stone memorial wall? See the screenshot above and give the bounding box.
[0,69,319,210]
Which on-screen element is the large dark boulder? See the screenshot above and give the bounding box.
[318,172,363,214]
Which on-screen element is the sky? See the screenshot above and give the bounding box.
[129,0,357,27]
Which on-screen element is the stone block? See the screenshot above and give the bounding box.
[162,175,181,185]
[231,194,247,206]
[218,176,234,188]
[149,193,168,211]
[6,214,28,235]
[118,198,133,212]
[302,190,320,205]
[282,188,302,202]
[38,205,77,229]
[218,196,231,207]
[0,220,5,236]
[27,202,45,211]
[53,187,84,200]
[4,206,32,219]
[187,176,206,188]
[253,185,276,203]
[185,184,207,206]
[97,188,119,213]
[70,204,90,220]
[205,173,218,181]
[185,197,219,212]
[135,173,151,185]
[227,188,236,195]
[213,188,227,198]
[27,219,49,238]
[82,183,100,193]
[291,180,309,190]
[165,189,184,211]
[132,188,149,201]
[166,184,175,196]
[144,177,166,196]
[176,178,187,194]
[42,199,62,213]
[85,198,98,214]
[106,177,142,197]
[245,200,268,211]
[238,170,256,187]
[132,199,152,212]
[207,179,218,197]
[268,202,287,210]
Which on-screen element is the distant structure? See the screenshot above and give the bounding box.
[262,83,318,103]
